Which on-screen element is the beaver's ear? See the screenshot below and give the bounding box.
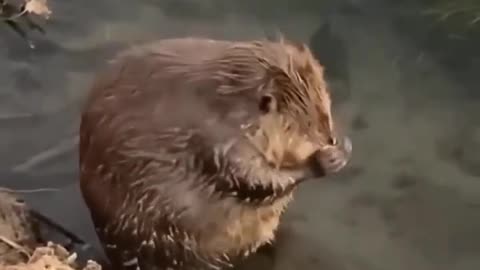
[259,94,278,114]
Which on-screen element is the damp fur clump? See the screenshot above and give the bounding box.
[79,37,352,270]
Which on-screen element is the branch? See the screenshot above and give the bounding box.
[12,136,79,173]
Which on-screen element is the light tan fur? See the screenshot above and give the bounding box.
[212,38,337,170]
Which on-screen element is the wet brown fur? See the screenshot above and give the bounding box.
[192,37,336,169]
[79,37,347,270]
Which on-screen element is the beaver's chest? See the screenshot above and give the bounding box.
[189,195,292,259]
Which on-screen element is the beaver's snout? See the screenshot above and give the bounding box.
[313,136,352,176]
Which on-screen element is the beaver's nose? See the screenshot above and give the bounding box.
[327,136,352,155]
[342,136,352,156]
[312,135,352,176]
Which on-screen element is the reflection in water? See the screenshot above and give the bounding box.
[0,0,479,269]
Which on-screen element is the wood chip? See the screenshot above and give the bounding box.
[24,0,51,19]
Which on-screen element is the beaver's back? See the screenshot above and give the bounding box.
[78,38,289,270]
[81,38,259,152]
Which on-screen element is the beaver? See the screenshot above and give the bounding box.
[79,37,352,270]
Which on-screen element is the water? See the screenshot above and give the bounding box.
[1,0,479,269]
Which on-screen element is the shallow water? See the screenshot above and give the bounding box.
[1,0,479,269]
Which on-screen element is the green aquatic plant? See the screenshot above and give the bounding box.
[422,0,480,31]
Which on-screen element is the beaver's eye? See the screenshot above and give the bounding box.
[259,95,271,112]
[259,94,277,113]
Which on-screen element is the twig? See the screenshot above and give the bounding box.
[29,210,88,247]
[469,15,480,25]
[0,187,61,194]
[0,7,28,21]
[12,136,79,173]
[0,235,31,259]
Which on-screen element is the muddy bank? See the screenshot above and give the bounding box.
[0,190,102,269]
[1,0,479,270]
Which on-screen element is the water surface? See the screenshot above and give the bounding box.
[1,0,479,269]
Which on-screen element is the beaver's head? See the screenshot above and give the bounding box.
[213,39,352,180]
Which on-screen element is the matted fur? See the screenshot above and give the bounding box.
[79,37,349,270]
[114,37,337,169]
[205,38,336,169]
